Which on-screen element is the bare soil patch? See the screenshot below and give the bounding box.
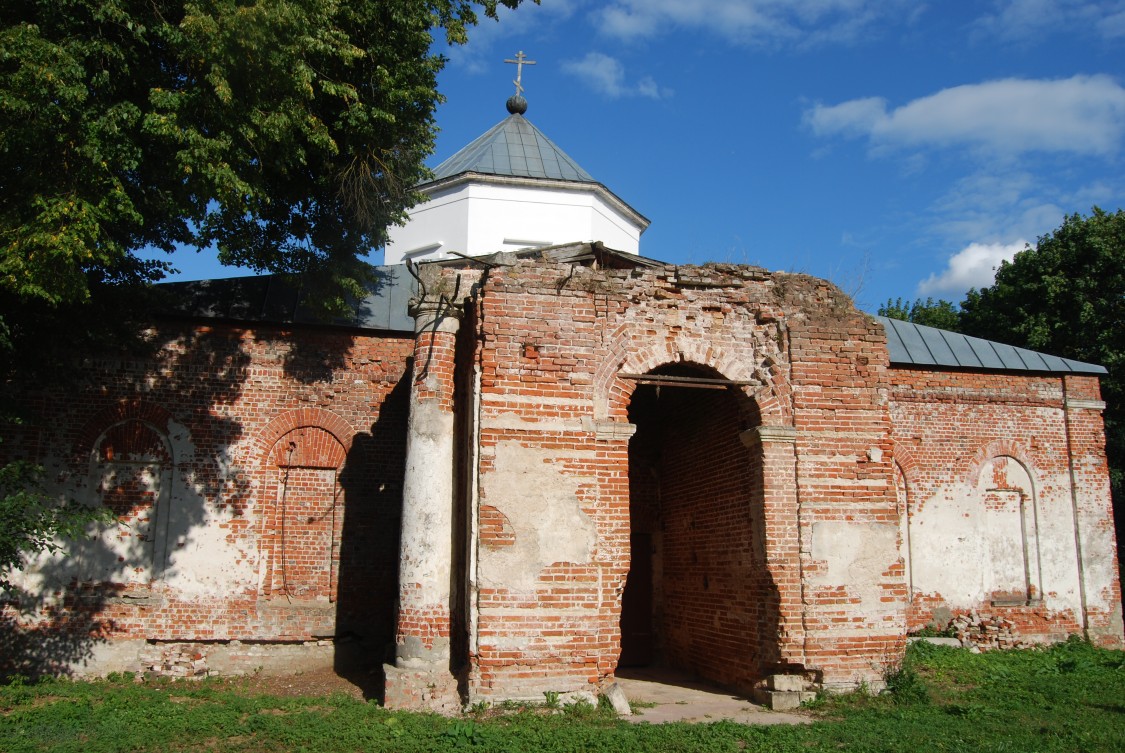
[212,665,382,701]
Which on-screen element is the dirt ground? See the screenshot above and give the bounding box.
[215,665,381,701]
[214,666,813,726]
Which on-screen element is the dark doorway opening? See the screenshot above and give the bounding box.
[621,363,774,691]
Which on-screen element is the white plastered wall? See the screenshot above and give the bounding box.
[384,181,642,264]
[907,456,1084,616]
[11,420,258,604]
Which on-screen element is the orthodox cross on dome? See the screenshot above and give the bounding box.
[503,51,536,114]
[504,50,536,97]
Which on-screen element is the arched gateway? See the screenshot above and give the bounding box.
[385,252,922,710]
[621,362,783,690]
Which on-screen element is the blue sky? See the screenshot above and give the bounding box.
[170,0,1125,314]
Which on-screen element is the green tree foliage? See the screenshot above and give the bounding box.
[0,456,112,590]
[1,0,525,310]
[960,207,1125,511]
[0,286,145,593]
[878,296,962,331]
[0,0,526,585]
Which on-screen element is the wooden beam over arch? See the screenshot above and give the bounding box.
[618,372,756,390]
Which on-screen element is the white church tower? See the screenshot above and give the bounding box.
[384,52,649,265]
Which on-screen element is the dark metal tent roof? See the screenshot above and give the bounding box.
[430,113,596,184]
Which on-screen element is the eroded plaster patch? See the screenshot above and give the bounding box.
[810,521,899,615]
[478,440,596,591]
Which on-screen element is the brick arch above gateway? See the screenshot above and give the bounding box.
[592,326,793,425]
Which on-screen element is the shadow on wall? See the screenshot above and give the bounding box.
[334,368,411,702]
[0,326,254,679]
[2,282,412,693]
[0,584,113,680]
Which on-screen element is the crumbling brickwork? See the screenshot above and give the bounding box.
[4,254,1120,704]
[890,368,1123,646]
[2,321,413,677]
[462,260,906,698]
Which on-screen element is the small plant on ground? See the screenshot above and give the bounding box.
[440,720,480,747]
[883,661,929,705]
[908,622,957,638]
[560,696,601,720]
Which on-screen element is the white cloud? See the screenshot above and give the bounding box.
[561,53,673,99]
[972,0,1125,42]
[592,0,915,47]
[636,76,667,99]
[918,241,1028,296]
[805,75,1125,156]
[927,167,1122,246]
[1100,8,1125,37]
[804,96,886,137]
[447,0,577,72]
[908,167,1123,300]
[930,170,1049,241]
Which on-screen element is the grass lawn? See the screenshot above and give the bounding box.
[1,638,1123,752]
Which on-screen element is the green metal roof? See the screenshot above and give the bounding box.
[157,272,1107,378]
[877,316,1106,374]
[158,266,416,332]
[430,113,596,184]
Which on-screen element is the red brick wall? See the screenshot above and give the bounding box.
[8,257,1119,691]
[890,367,1122,646]
[462,260,1113,693]
[472,271,631,698]
[785,302,906,685]
[2,320,413,674]
[467,261,905,696]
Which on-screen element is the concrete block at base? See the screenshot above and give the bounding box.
[767,674,807,692]
[205,641,336,676]
[752,689,818,711]
[561,690,598,708]
[69,639,149,677]
[383,663,461,714]
[603,682,632,716]
[55,639,341,680]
